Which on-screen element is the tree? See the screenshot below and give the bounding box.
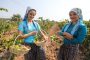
[38,17,43,21]
[11,14,21,21]
[0,8,8,12]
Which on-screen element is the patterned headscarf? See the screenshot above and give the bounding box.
[64,8,84,35]
[70,8,83,20]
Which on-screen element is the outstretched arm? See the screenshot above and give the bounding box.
[40,30,49,41]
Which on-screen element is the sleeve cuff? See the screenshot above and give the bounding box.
[59,32,63,36]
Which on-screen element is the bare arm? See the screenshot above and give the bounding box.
[40,30,49,41]
[18,30,37,39]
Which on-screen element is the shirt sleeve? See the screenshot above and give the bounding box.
[18,22,24,32]
[58,24,68,36]
[71,25,87,44]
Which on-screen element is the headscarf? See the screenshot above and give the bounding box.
[63,8,84,35]
[23,7,39,31]
[23,6,32,21]
[70,8,83,20]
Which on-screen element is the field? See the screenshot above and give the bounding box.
[0,19,90,60]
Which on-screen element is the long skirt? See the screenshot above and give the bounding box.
[23,43,46,60]
[57,44,80,60]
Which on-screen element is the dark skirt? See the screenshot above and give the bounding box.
[57,44,80,60]
[23,43,46,60]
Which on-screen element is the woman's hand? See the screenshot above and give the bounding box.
[56,35,63,42]
[40,30,50,41]
[43,35,51,46]
[43,35,50,41]
[63,32,73,40]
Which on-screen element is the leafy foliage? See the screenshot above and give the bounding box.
[0,18,90,59]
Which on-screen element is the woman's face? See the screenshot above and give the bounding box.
[27,10,36,20]
[69,11,79,22]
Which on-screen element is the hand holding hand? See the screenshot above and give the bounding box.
[63,32,73,40]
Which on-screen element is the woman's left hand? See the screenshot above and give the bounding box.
[63,32,73,40]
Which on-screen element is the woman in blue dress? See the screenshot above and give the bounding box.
[18,7,47,60]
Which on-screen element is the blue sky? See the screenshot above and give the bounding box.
[0,0,90,21]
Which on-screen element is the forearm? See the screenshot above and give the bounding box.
[18,31,32,39]
[19,33,32,39]
[40,30,45,36]
[58,31,73,40]
[40,30,50,41]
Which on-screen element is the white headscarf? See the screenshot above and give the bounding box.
[24,6,32,19]
[64,8,84,35]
